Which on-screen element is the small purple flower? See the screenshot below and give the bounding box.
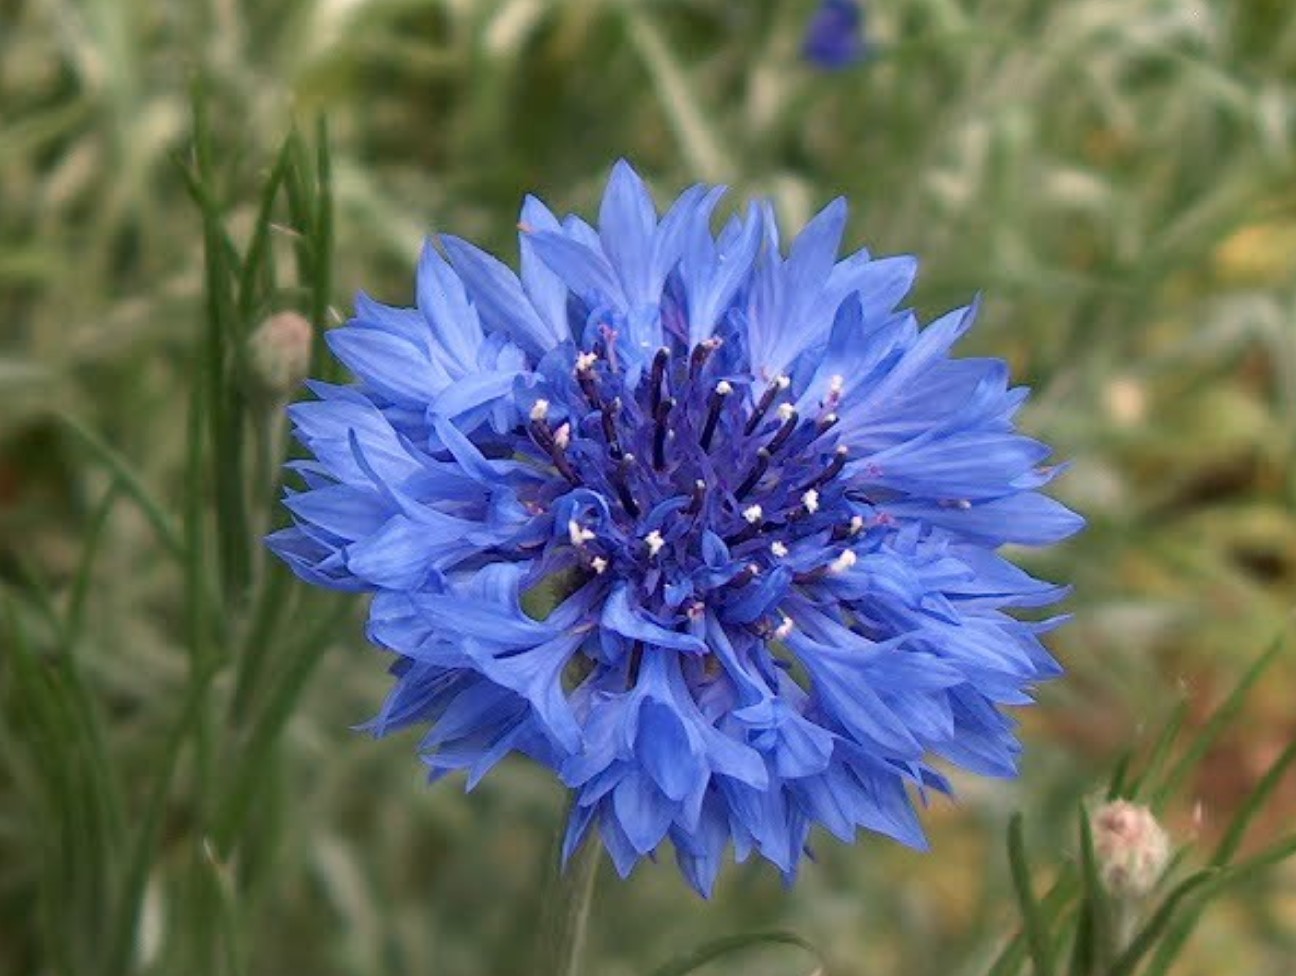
[803,0,869,70]
[270,161,1082,896]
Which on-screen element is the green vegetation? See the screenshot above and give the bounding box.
[2,1,1294,973]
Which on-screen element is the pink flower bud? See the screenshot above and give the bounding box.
[1091,800,1171,899]
[248,312,312,398]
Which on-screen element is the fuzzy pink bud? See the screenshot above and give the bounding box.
[248,311,312,398]
[1091,800,1171,899]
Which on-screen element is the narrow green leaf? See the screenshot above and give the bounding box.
[648,931,826,976]
[66,482,120,646]
[237,138,295,324]
[1109,869,1217,976]
[58,414,184,561]
[1106,750,1133,801]
[1007,813,1057,976]
[1125,699,1188,799]
[986,867,1078,976]
[1211,736,1296,867]
[102,663,220,976]
[214,597,351,853]
[620,6,735,184]
[1153,635,1286,807]
[1068,804,1113,976]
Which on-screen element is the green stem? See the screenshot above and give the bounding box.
[537,831,602,976]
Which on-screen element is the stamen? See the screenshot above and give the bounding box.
[766,407,799,454]
[773,614,794,640]
[800,445,848,492]
[568,520,596,547]
[644,530,666,557]
[649,346,670,415]
[825,374,845,408]
[611,453,641,517]
[598,324,620,372]
[601,397,623,458]
[529,411,581,485]
[590,556,609,575]
[830,514,866,541]
[735,447,772,499]
[742,504,764,524]
[745,375,791,434]
[653,397,675,471]
[793,548,856,583]
[729,563,762,587]
[815,412,839,436]
[689,337,723,377]
[553,423,571,450]
[801,489,820,514]
[574,353,600,407]
[683,479,707,515]
[701,380,731,451]
[770,540,789,558]
[828,549,858,574]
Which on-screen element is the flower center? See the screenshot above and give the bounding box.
[524,339,865,632]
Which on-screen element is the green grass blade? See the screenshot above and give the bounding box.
[1152,636,1286,808]
[986,867,1078,976]
[1006,813,1056,976]
[58,414,184,561]
[1125,699,1189,800]
[1108,869,1217,976]
[1211,736,1296,867]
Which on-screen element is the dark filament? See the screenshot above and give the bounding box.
[653,397,675,471]
[735,447,771,500]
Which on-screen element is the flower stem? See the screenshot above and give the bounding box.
[537,832,601,976]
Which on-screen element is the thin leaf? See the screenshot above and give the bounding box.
[986,867,1078,976]
[58,414,184,561]
[1153,635,1286,807]
[1007,813,1056,976]
[1124,699,1188,799]
[1108,869,1218,976]
[1068,804,1113,976]
[1211,736,1296,867]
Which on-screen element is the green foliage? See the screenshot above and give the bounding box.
[2,1,1295,974]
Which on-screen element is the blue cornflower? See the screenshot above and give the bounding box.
[803,0,869,70]
[269,161,1082,896]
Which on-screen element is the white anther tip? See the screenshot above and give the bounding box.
[828,549,858,574]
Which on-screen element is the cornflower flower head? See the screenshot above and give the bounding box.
[803,0,870,70]
[269,160,1082,896]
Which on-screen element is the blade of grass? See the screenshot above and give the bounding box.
[1107,868,1218,976]
[1152,635,1286,807]
[620,4,734,184]
[66,482,121,647]
[1211,736,1296,867]
[1124,699,1188,800]
[1007,813,1056,976]
[1068,805,1113,976]
[58,414,184,562]
[986,867,1078,976]
[214,596,351,854]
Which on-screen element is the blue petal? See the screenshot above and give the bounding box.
[440,234,562,354]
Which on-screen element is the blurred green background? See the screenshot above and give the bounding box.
[2,1,1295,974]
